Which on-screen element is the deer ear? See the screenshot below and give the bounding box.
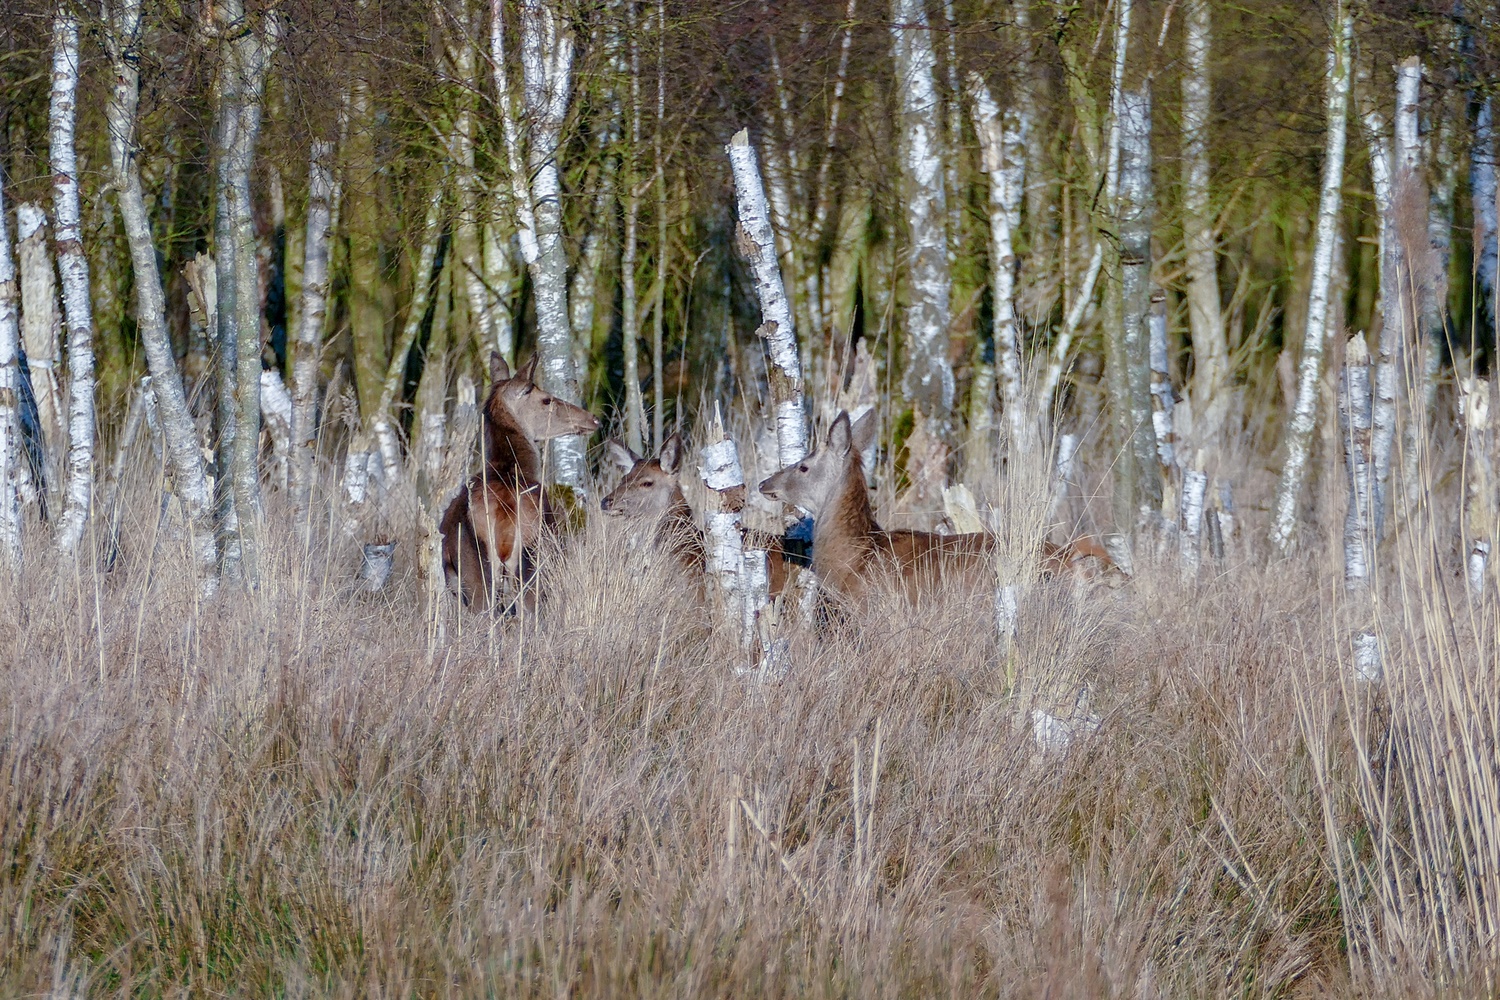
[605,439,640,472]
[516,354,539,384]
[827,411,853,455]
[489,352,510,383]
[658,433,684,475]
[850,407,877,454]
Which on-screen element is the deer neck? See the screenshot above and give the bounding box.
[657,492,706,570]
[482,396,542,484]
[812,455,879,592]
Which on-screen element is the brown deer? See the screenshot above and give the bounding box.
[440,353,599,609]
[758,410,1111,604]
[601,433,807,597]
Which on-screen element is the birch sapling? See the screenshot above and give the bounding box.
[1339,334,1375,587]
[1182,0,1228,447]
[50,8,96,556]
[15,205,61,489]
[969,74,1030,453]
[891,0,955,502]
[727,129,807,468]
[105,0,219,589]
[0,169,23,572]
[700,411,754,646]
[1270,6,1352,555]
[291,138,339,516]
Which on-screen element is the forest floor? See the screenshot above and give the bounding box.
[0,439,1494,998]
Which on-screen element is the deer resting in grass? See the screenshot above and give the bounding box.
[440,353,599,609]
[758,410,1111,603]
[600,433,808,597]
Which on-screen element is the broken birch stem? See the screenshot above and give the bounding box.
[699,411,753,647]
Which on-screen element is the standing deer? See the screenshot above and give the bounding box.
[601,432,808,596]
[758,410,1111,604]
[440,353,598,609]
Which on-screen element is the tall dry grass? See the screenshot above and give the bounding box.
[0,419,1495,998]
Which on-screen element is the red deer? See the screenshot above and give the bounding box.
[440,353,599,609]
[757,410,1111,604]
[601,433,807,597]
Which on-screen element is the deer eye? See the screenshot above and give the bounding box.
[641,480,654,487]
[798,464,809,472]
[541,397,552,405]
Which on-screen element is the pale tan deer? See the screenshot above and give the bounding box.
[758,410,1111,604]
[440,353,599,609]
[601,433,806,597]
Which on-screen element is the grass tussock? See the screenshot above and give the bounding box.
[0,447,1497,998]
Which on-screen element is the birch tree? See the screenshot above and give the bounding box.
[1182,0,1228,447]
[104,0,219,587]
[49,7,96,555]
[1474,94,1497,335]
[15,206,60,489]
[891,0,954,503]
[969,73,1029,452]
[519,0,585,489]
[728,129,807,467]
[290,137,339,516]
[1270,5,1352,555]
[620,4,646,453]
[0,168,22,572]
[211,0,279,581]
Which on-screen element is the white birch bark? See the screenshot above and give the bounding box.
[569,156,616,390]
[728,129,807,467]
[1338,333,1374,587]
[104,0,219,588]
[1182,0,1227,445]
[969,74,1029,452]
[891,0,955,474]
[291,138,339,515]
[620,5,645,453]
[1039,245,1104,414]
[1178,467,1207,576]
[372,182,445,482]
[212,0,279,581]
[1409,103,1457,509]
[1474,96,1497,333]
[15,205,61,485]
[260,369,293,489]
[700,413,751,644]
[1459,376,1492,597]
[490,0,539,263]
[441,4,493,367]
[1149,295,1174,471]
[519,0,585,489]
[481,212,517,361]
[0,169,22,571]
[1269,7,1352,555]
[50,8,96,556]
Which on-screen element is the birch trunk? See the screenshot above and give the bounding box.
[416,257,452,488]
[291,138,338,516]
[1338,334,1374,587]
[519,0,585,489]
[1460,377,1493,596]
[1182,0,1227,446]
[345,81,391,419]
[569,156,616,391]
[0,169,22,571]
[969,74,1029,452]
[372,182,445,482]
[1179,467,1207,576]
[891,0,955,500]
[442,3,492,364]
[481,210,517,362]
[490,0,539,265]
[653,0,668,452]
[700,412,751,645]
[1149,293,1175,473]
[1473,96,1497,335]
[104,0,218,587]
[211,0,278,581]
[1409,105,1457,508]
[1113,83,1162,526]
[50,8,96,556]
[728,129,807,467]
[618,3,645,453]
[1269,7,1352,556]
[260,369,293,489]
[15,205,61,490]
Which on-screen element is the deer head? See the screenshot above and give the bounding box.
[758,409,875,516]
[486,352,599,442]
[600,434,686,518]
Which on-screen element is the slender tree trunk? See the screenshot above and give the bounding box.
[620,6,645,453]
[1339,333,1374,587]
[15,205,61,494]
[1113,83,1162,528]
[211,0,278,582]
[1409,103,1457,508]
[443,1,492,363]
[1460,375,1493,596]
[1270,6,1352,555]
[372,182,445,481]
[728,130,808,468]
[0,168,22,572]
[1182,0,1227,449]
[969,74,1028,451]
[490,0,539,266]
[50,8,96,556]
[1149,294,1175,474]
[345,81,391,421]
[416,255,452,487]
[481,207,517,362]
[570,156,617,396]
[652,0,667,453]
[518,0,584,488]
[891,0,955,506]
[1473,95,1497,336]
[700,411,751,645]
[104,0,219,588]
[291,137,339,516]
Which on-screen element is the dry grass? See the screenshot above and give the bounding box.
[0,436,1496,998]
